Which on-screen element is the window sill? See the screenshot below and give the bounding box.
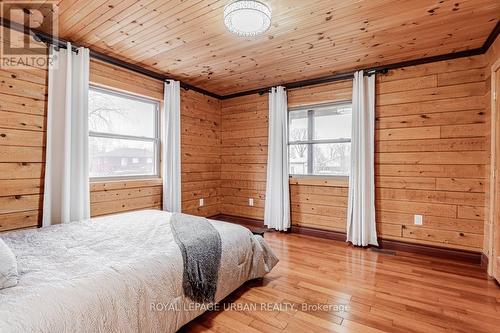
[90,176,161,183]
[289,176,349,187]
[90,178,162,192]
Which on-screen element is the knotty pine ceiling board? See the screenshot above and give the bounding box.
[37,0,500,95]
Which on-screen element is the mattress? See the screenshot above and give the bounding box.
[0,210,278,332]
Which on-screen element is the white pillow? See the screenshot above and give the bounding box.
[0,238,18,289]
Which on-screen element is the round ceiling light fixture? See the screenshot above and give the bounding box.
[224,1,271,37]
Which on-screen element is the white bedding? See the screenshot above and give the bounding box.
[0,210,278,332]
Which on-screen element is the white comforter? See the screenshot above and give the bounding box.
[0,210,278,332]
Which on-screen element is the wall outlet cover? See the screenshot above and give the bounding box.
[414,214,423,225]
[249,198,254,206]
[199,198,204,207]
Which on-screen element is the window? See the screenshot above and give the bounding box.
[288,102,352,177]
[88,86,160,180]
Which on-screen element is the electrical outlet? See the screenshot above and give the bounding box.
[414,214,423,226]
[249,198,254,206]
[199,198,204,207]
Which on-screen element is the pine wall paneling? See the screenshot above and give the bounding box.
[0,29,47,231]
[90,179,163,217]
[220,55,489,252]
[375,55,487,252]
[221,94,269,219]
[181,89,222,217]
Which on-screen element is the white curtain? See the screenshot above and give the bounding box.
[264,86,290,231]
[163,80,182,212]
[42,43,90,227]
[346,71,378,246]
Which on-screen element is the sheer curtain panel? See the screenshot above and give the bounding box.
[43,43,90,226]
[163,80,182,212]
[264,86,290,231]
[346,71,378,246]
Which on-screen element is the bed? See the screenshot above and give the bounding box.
[0,210,278,332]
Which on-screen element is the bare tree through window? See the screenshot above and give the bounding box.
[289,128,307,158]
[89,90,128,131]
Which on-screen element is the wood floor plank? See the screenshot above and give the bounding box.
[181,233,500,333]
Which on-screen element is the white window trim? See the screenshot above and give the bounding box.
[89,85,161,182]
[288,100,352,178]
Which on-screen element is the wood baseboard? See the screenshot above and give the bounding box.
[209,214,265,228]
[289,225,346,241]
[293,225,483,266]
[210,214,484,267]
[481,253,489,270]
[377,238,482,265]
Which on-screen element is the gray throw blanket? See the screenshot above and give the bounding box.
[170,213,222,304]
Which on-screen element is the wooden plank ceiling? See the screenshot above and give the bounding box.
[37,0,500,95]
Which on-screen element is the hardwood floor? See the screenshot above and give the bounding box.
[181,232,500,333]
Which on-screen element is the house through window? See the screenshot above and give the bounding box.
[288,102,352,176]
[88,86,160,180]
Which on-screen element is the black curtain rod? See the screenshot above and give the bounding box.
[228,68,388,99]
[221,44,487,99]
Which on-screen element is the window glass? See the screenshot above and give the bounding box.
[313,143,351,176]
[88,86,159,180]
[288,102,352,177]
[313,106,351,140]
[289,109,308,142]
[89,88,156,138]
[289,144,308,175]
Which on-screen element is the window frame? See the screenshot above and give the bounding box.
[88,85,161,182]
[288,100,352,178]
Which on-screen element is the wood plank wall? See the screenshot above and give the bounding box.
[181,89,222,217]
[375,56,487,252]
[90,179,162,217]
[220,55,489,252]
[221,94,269,218]
[0,56,47,232]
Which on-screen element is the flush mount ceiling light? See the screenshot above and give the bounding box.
[224,0,271,37]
